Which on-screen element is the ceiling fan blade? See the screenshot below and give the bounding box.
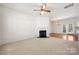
[34,9,51,13]
[44,9,51,12]
[33,9,41,11]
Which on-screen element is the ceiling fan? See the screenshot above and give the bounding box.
[33,3,51,15]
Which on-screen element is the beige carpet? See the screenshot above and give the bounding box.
[0,37,79,55]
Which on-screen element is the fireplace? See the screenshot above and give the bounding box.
[39,30,47,38]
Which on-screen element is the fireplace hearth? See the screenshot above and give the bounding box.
[39,30,47,38]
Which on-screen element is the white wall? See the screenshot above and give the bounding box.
[0,6,36,45]
[50,21,63,33]
[0,5,52,45]
[0,7,2,45]
[35,16,51,37]
[50,4,79,34]
[50,17,78,34]
[0,6,4,45]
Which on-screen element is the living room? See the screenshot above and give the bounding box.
[0,3,79,55]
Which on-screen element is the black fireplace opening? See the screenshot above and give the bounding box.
[39,30,47,38]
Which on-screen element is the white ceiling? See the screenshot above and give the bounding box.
[0,3,78,20]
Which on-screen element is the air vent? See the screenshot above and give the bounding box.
[64,3,74,9]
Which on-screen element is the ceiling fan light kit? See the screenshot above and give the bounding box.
[40,11,48,15]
